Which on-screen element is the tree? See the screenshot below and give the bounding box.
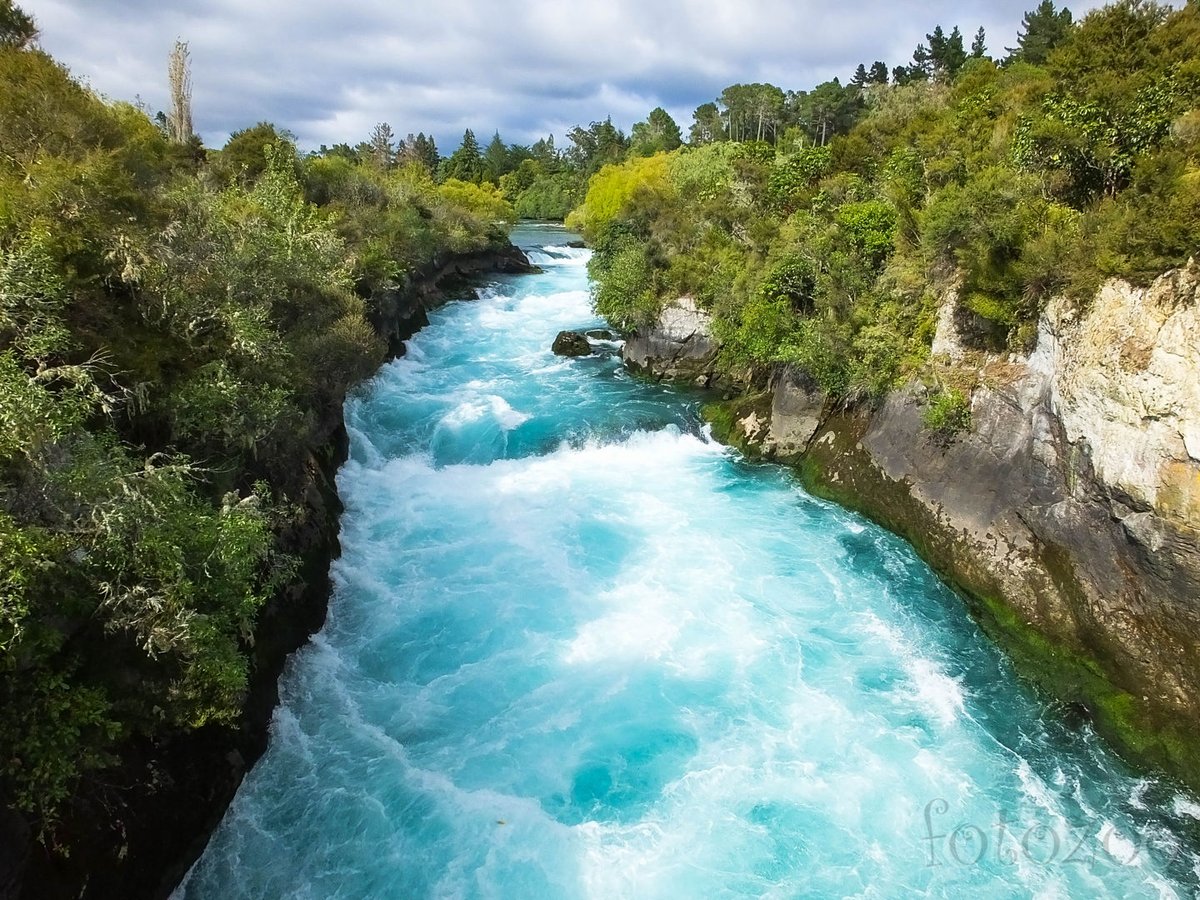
[792,79,861,145]
[971,26,988,58]
[0,0,36,49]
[367,121,394,170]
[216,121,289,184]
[443,128,482,182]
[943,26,968,77]
[690,102,724,144]
[566,117,627,173]
[868,61,889,84]
[167,40,193,144]
[928,26,948,69]
[399,132,439,172]
[530,135,560,172]
[630,106,683,156]
[915,43,933,78]
[720,83,786,143]
[482,131,510,183]
[1007,1,1075,65]
[852,63,869,88]
[926,26,966,80]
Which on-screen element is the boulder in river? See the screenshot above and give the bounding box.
[551,330,592,357]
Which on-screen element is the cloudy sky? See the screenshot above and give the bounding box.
[22,0,1104,153]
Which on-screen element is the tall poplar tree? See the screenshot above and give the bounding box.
[167,40,193,144]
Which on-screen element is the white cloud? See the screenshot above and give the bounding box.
[20,0,1107,153]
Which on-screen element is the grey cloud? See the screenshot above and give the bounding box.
[23,0,1107,153]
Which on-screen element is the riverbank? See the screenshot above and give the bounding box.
[2,242,535,900]
[633,268,1200,795]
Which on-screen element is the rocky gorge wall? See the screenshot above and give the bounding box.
[629,264,1200,790]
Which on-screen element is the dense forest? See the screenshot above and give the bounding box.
[571,0,1200,421]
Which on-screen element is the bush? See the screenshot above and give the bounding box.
[922,388,973,437]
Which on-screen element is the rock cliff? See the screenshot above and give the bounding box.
[667,267,1200,788]
[623,297,721,385]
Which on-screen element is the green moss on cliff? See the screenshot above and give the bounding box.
[788,411,1200,794]
[701,393,772,456]
[969,587,1200,791]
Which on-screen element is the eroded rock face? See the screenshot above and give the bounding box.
[1039,267,1200,528]
[764,368,827,460]
[623,297,720,385]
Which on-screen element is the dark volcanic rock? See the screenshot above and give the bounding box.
[369,243,537,357]
[552,330,592,357]
[584,329,616,341]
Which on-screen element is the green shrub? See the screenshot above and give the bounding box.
[922,388,973,437]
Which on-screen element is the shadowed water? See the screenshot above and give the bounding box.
[179,225,1200,899]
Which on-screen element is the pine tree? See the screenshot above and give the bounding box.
[689,102,723,144]
[971,26,987,58]
[482,131,509,183]
[1006,1,1074,65]
[943,26,968,77]
[910,43,933,81]
[851,63,869,88]
[868,61,889,84]
[927,26,948,67]
[367,122,394,170]
[444,129,482,182]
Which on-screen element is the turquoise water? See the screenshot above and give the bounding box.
[181,226,1200,898]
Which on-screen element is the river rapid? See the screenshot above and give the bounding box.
[179,225,1200,899]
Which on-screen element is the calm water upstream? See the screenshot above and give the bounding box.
[180,225,1200,898]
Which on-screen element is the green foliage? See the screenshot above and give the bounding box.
[574,2,1200,406]
[630,107,683,157]
[834,199,897,266]
[1008,1,1074,64]
[587,225,658,330]
[565,154,672,239]
[213,122,291,185]
[0,31,509,837]
[922,388,973,437]
[441,128,483,183]
[512,171,580,220]
[0,1,37,49]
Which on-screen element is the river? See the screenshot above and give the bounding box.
[179,225,1200,898]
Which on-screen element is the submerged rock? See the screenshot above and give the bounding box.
[584,328,616,341]
[551,330,592,357]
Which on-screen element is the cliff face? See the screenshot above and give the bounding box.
[2,244,534,900]
[664,267,1200,788]
[623,297,721,385]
